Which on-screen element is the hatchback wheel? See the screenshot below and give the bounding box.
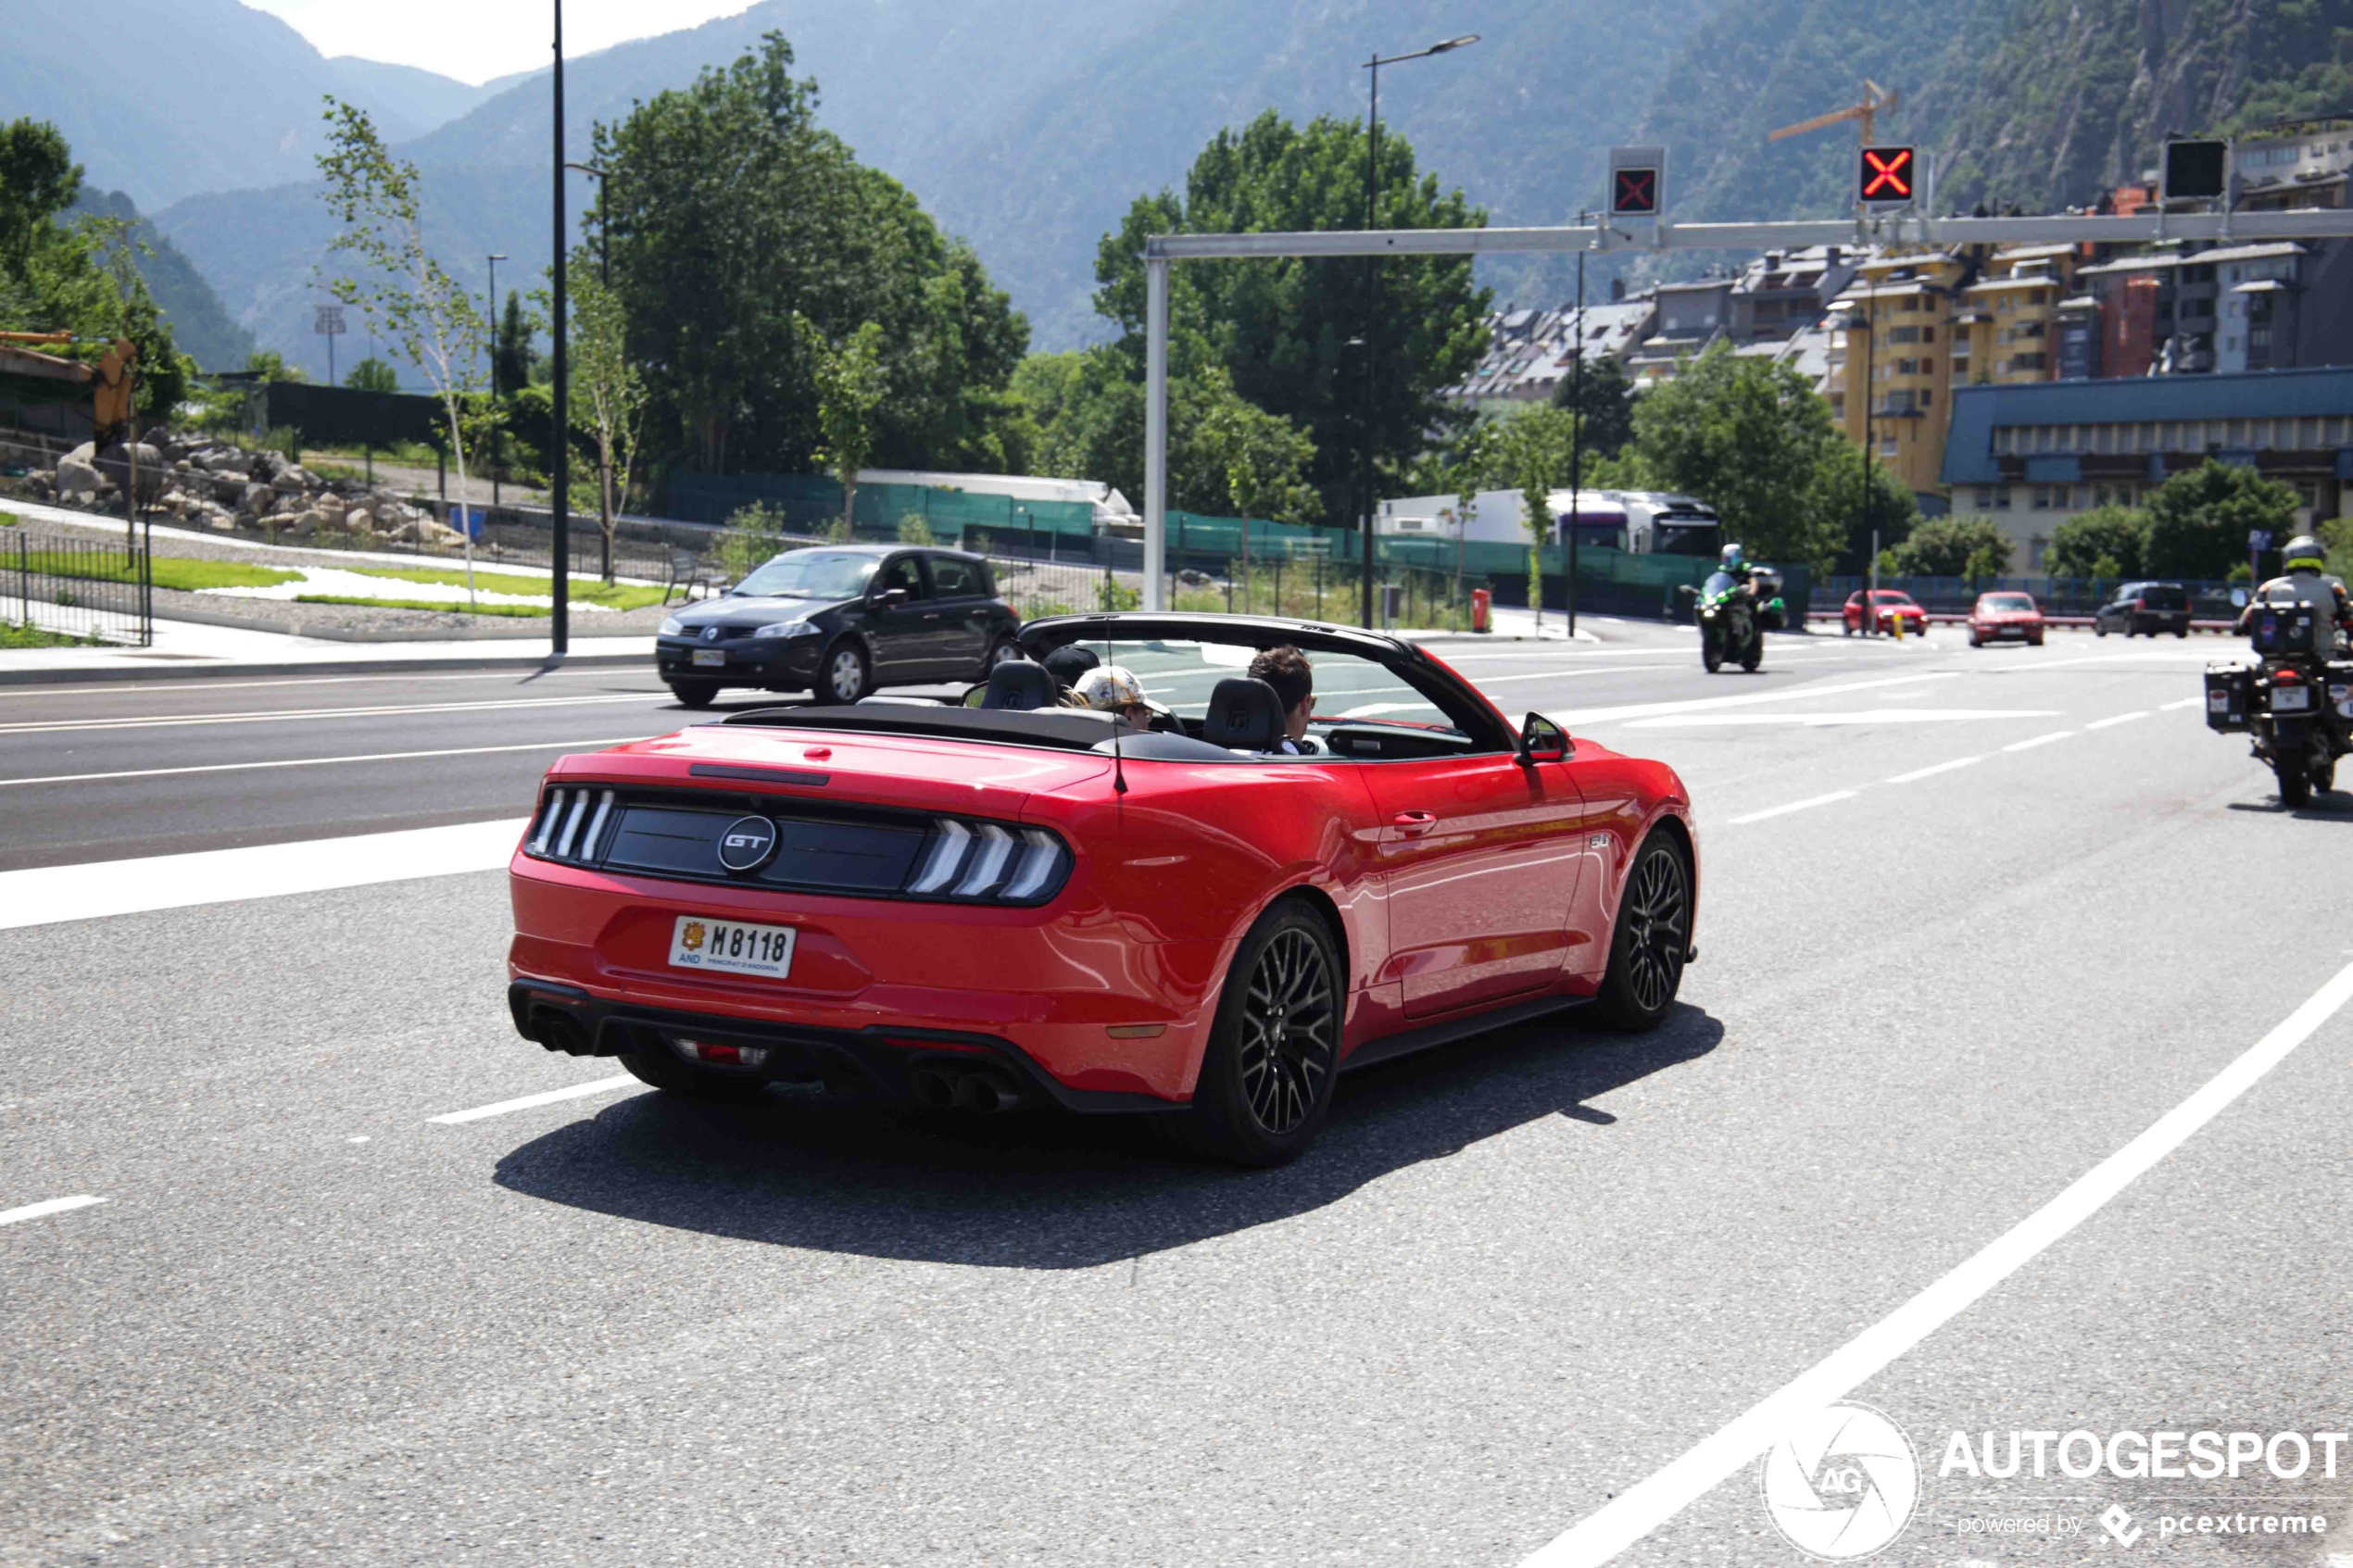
[1594,833,1690,1031]
[980,636,1021,681]
[1180,900,1341,1166]
[818,641,869,704]
[668,680,721,709]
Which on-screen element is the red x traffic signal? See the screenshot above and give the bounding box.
[1859,145,1916,206]
[1611,166,1659,218]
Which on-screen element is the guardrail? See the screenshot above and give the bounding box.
[6,530,152,646]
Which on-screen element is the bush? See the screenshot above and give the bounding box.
[897,512,934,545]
[2144,461,2298,579]
[1890,515,2012,577]
[718,500,788,580]
[2046,505,2149,580]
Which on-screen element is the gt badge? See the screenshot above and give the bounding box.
[716,816,778,873]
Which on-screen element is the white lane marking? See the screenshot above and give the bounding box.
[0,692,658,738]
[0,1195,107,1228]
[2085,709,2149,730]
[2160,696,2203,711]
[1726,791,1856,826]
[0,817,529,932]
[1518,958,2353,1568]
[429,1075,640,1124]
[1627,708,2057,730]
[1552,671,1957,728]
[2002,730,2075,752]
[0,736,648,790]
[0,669,630,701]
[1885,755,1982,784]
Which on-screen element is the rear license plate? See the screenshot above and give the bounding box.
[691,648,725,668]
[2271,685,2312,711]
[669,915,795,978]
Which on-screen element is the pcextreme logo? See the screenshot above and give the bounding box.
[1759,1401,1922,1560]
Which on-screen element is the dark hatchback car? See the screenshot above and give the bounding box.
[656,545,1023,706]
[2094,581,2194,638]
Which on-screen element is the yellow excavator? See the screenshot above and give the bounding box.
[0,330,138,445]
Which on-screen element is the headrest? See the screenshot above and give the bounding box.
[1204,677,1287,752]
[979,659,1057,710]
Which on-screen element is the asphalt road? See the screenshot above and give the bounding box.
[5,619,2349,1567]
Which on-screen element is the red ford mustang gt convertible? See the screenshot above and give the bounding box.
[507,614,1699,1164]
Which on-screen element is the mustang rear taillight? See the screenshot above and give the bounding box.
[528,786,618,866]
[907,820,1070,904]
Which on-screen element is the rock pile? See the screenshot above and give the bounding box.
[25,430,471,550]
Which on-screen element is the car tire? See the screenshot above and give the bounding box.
[1969,632,1982,647]
[668,680,721,709]
[2095,623,2108,638]
[619,1049,769,1105]
[816,640,869,704]
[1592,832,1691,1032]
[1178,897,1342,1167]
[2030,633,2044,646]
[2175,627,2189,638]
[979,635,1021,682]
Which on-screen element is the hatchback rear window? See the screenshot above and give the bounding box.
[2141,585,2189,608]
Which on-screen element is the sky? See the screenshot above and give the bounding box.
[243,0,757,84]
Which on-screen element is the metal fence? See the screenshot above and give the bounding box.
[6,530,152,646]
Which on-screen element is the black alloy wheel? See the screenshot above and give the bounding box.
[980,636,1021,680]
[819,641,869,704]
[1181,901,1341,1165]
[1595,833,1690,1030]
[668,680,720,709]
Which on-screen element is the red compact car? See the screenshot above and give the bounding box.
[507,613,1699,1164]
[1843,589,1929,636]
[1968,590,2045,647]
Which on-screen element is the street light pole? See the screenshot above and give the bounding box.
[485,252,506,512]
[1359,33,1477,631]
[549,0,570,656]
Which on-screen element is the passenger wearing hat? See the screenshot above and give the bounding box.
[1041,644,1100,696]
[1073,664,1172,730]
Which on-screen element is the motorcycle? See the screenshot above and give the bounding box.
[1680,568,1785,674]
[2205,601,2352,807]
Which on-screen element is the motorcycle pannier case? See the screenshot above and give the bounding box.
[2249,605,2318,656]
[2330,661,2353,721]
[2205,662,2253,732]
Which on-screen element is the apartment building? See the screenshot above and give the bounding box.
[1939,366,2353,566]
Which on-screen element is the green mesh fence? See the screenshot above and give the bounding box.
[665,473,1095,541]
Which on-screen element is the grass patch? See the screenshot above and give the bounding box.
[1,510,17,527]
[296,595,550,618]
[1,620,96,647]
[16,551,300,591]
[345,564,667,611]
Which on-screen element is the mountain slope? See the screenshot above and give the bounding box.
[156,0,1703,358]
[323,57,503,139]
[74,191,257,372]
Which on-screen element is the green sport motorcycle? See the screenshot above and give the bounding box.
[1681,568,1785,673]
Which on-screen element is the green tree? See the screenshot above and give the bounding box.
[244,348,308,383]
[1891,515,2014,577]
[0,119,79,266]
[493,290,536,393]
[593,32,1030,479]
[344,356,398,393]
[565,258,648,581]
[2045,503,2148,579]
[1093,110,1490,526]
[1630,344,1848,569]
[794,314,886,535]
[317,98,487,603]
[1549,351,1637,458]
[1491,405,1582,612]
[2144,460,2300,579]
[1816,443,1920,573]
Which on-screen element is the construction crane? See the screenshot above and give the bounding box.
[1768,81,1899,145]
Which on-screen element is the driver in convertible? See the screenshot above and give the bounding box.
[1249,645,1317,755]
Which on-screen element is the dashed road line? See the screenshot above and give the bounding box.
[2002,730,2075,752]
[1518,958,2353,1568]
[2160,696,2204,711]
[2085,710,2149,730]
[1726,792,1856,826]
[0,1195,107,1228]
[1885,756,1982,784]
[428,1076,640,1125]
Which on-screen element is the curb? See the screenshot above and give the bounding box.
[0,646,651,688]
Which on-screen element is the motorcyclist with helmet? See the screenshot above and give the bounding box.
[2236,533,2349,654]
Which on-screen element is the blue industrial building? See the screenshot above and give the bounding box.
[1938,366,2353,567]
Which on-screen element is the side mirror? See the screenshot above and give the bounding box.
[1519,711,1571,764]
[1675,583,1698,597]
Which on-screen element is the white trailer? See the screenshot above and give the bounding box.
[1378,488,1723,556]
